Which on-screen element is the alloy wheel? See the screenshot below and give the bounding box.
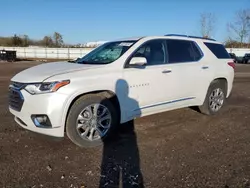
[209,88,224,112]
[76,103,112,141]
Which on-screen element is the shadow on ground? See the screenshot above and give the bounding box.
[99,120,144,188]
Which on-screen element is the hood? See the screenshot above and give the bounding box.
[11,62,103,83]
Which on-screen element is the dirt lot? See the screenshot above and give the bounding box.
[0,62,250,188]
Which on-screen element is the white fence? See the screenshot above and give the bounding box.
[0,46,94,60]
[0,46,250,60]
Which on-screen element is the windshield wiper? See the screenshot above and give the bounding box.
[78,60,108,65]
[68,58,81,63]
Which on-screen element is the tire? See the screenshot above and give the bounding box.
[199,80,226,115]
[66,94,119,147]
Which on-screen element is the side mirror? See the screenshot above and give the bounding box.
[129,57,147,66]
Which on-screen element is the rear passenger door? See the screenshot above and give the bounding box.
[164,39,208,104]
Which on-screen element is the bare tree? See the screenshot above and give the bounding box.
[53,32,63,47]
[42,36,54,47]
[228,9,250,46]
[12,34,22,46]
[22,35,29,47]
[200,12,216,38]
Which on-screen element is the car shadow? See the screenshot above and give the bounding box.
[189,106,201,113]
[99,79,144,188]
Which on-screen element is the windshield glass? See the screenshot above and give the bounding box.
[76,40,136,64]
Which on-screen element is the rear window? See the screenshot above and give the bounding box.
[204,42,230,59]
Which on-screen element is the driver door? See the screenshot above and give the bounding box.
[121,40,179,119]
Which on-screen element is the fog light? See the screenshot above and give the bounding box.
[31,115,52,128]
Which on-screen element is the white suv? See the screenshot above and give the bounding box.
[9,35,235,147]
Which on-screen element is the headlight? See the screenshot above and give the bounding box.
[24,80,70,95]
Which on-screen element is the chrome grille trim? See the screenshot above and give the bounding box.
[9,85,24,112]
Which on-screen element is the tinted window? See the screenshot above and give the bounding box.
[166,40,202,63]
[204,42,230,59]
[131,40,166,66]
[191,42,203,61]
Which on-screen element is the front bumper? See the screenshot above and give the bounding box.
[9,90,68,137]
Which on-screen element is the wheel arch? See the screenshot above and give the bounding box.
[63,90,121,131]
[210,77,228,96]
[200,77,228,105]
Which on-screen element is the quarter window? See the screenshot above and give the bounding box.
[166,39,202,63]
[204,42,230,59]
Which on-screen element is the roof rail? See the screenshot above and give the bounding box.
[165,34,216,41]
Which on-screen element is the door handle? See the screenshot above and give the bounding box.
[162,70,172,74]
[202,66,209,69]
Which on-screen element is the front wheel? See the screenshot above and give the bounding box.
[66,94,119,147]
[199,80,226,115]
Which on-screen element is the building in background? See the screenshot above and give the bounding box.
[80,41,108,48]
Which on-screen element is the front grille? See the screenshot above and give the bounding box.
[9,88,24,112]
[10,81,26,89]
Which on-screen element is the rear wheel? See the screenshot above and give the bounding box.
[199,80,226,115]
[66,94,118,147]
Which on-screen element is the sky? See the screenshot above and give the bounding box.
[0,0,249,44]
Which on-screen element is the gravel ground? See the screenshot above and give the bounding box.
[0,62,250,188]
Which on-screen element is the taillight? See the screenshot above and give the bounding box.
[228,62,235,70]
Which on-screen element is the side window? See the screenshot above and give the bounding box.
[131,40,166,66]
[166,39,202,63]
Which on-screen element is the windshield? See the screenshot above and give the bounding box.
[76,40,136,64]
